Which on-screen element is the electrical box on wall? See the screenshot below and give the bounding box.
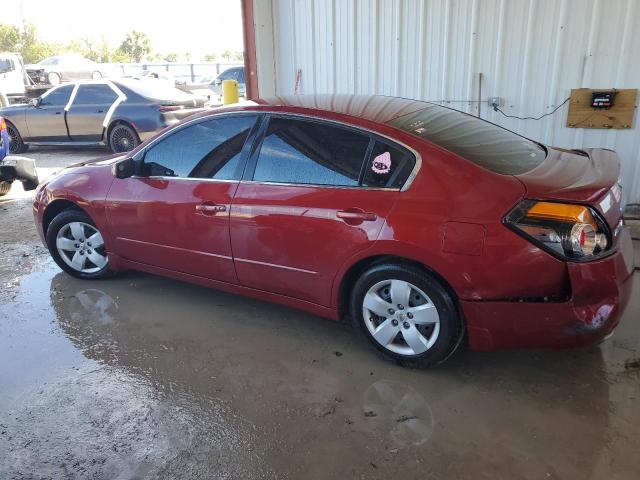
[567,88,637,129]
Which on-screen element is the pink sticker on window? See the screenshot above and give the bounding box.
[372,151,391,174]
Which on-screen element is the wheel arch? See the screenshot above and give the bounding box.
[106,119,140,143]
[336,254,460,321]
[42,199,86,236]
[4,118,23,140]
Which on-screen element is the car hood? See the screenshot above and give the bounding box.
[65,153,126,171]
[25,64,48,71]
[0,104,29,117]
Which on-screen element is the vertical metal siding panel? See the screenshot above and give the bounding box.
[333,0,355,93]
[464,0,479,116]
[543,0,569,145]
[293,0,316,93]
[423,0,445,101]
[488,0,506,125]
[617,0,640,204]
[274,0,296,95]
[270,0,640,203]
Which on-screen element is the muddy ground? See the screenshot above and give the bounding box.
[1,147,639,479]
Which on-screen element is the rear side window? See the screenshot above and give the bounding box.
[143,115,257,179]
[362,141,415,188]
[73,84,118,105]
[253,117,370,186]
[388,105,546,175]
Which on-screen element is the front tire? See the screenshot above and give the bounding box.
[350,263,463,368]
[46,209,113,280]
[108,123,140,153]
[6,122,28,154]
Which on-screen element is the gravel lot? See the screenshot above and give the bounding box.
[1,147,639,479]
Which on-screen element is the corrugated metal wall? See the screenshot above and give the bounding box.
[255,0,640,205]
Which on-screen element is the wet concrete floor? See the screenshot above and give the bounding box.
[1,149,639,479]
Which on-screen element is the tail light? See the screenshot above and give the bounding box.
[505,200,611,261]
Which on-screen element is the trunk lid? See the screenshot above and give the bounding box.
[515,147,622,229]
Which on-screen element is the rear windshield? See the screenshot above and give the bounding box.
[388,105,546,175]
[115,79,193,102]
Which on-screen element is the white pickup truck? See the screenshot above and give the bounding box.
[0,52,48,105]
[0,52,27,105]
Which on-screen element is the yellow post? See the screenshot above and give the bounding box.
[221,79,239,105]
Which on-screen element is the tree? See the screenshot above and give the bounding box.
[164,52,178,62]
[0,24,21,52]
[110,48,129,64]
[118,31,152,63]
[19,24,59,63]
[221,49,232,61]
[232,51,244,61]
[204,52,218,62]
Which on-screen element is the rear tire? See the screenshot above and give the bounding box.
[0,181,11,197]
[350,263,463,368]
[46,209,113,280]
[6,122,28,154]
[108,123,140,153]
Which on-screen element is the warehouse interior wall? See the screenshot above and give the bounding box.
[251,0,640,205]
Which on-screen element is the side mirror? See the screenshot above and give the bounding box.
[30,97,41,108]
[112,158,136,179]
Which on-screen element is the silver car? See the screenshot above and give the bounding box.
[25,55,105,86]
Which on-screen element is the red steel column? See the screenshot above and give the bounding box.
[241,0,259,100]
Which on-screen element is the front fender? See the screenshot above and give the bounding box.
[37,166,115,246]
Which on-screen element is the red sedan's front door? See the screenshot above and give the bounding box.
[229,115,416,307]
[106,114,259,283]
[107,177,239,283]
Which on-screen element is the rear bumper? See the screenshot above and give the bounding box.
[463,226,635,351]
[0,156,39,190]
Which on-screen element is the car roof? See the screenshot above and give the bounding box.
[255,94,433,124]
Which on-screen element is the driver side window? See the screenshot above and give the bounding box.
[40,85,73,107]
[142,115,258,179]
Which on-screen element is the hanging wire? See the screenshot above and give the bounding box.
[493,97,571,121]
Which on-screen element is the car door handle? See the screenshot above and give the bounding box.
[97,109,104,113]
[336,209,377,224]
[195,203,227,215]
[55,111,62,115]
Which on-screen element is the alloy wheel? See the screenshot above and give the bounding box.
[362,279,440,356]
[7,125,21,154]
[111,126,136,153]
[56,222,107,274]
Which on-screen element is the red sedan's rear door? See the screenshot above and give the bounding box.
[229,115,417,307]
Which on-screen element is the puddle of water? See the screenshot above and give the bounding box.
[1,262,639,479]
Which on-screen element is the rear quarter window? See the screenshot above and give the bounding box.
[388,105,546,175]
[362,141,415,189]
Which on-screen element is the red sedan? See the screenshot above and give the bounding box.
[33,94,635,367]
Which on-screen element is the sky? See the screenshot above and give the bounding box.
[3,0,245,59]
